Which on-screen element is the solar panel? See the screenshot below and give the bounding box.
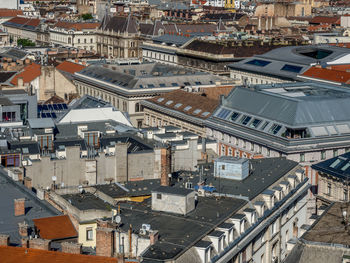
[62,104,68,109]
[57,104,63,110]
[53,104,59,110]
[48,105,53,111]
[38,105,42,112]
[46,113,52,118]
[41,113,47,118]
[51,112,57,118]
[43,105,48,111]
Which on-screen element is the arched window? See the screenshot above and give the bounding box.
[68,38,71,44]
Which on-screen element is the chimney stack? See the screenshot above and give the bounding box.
[160,147,171,186]
[149,230,159,245]
[28,238,51,250]
[96,220,114,257]
[24,177,32,190]
[0,234,9,246]
[61,242,82,254]
[14,198,25,216]
[18,221,28,237]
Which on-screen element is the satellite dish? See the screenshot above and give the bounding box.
[115,215,121,224]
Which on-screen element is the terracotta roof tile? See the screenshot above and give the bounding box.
[54,21,100,31]
[56,61,85,74]
[301,66,350,84]
[10,63,41,86]
[6,16,40,27]
[0,246,121,263]
[147,89,221,119]
[0,9,23,17]
[33,215,77,240]
[310,16,340,25]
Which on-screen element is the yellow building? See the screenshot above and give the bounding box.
[78,221,98,248]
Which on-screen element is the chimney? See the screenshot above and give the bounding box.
[160,147,170,186]
[29,238,51,250]
[96,220,114,257]
[61,242,82,254]
[21,237,29,248]
[14,198,25,216]
[0,234,9,246]
[24,177,32,190]
[18,221,28,237]
[149,230,159,245]
[17,77,24,88]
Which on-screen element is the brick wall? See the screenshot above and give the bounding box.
[96,227,114,257]
[61,242,82,254]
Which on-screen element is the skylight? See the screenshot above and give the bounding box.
[193,109,202,114]
[240,115,252,125]
[159,83,166,87]
[245,59,271,67]
[174,103,182,108]
[281,64,303,73]
[184,106,192,111]
[217,109,231,119]
[157,98,164,102]
[171,83,179,87]
[165,100,173,105]
[201,112,210,117]
[330,158,342,168]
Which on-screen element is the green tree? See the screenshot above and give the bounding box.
[17,38,35,47]
[81,13,93,20]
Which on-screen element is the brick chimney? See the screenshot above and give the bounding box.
[96,220,114,257]
[14,198,25,216]
[149,230,159,245]
[61,242,82,254]
[0,234,9,246]
[24,177,32,190]
[28,238,51,250]
[18,221,28,237]
[160,147,171,186]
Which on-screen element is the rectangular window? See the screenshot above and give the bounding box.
[86,228,93,241]
[240,115,252,125]
[230,112,240,122]
[250,118,262,128]
[344,189,348,201]
[327,183,331,195]
[334,149,338,157]
[269,124,282,135]
[321,150,326,160]
[300,153,305,162]
[157,193,162,199]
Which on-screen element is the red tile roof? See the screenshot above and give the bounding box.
[310,16,340,25]
[6,16,40,27]
[54,21,100,31]
[0,246,120,263]
[148,89,221,119]
[33,215,77,240]
[56,61,85,74]
[11,63,41,86]
[0,9,23,17]
[301,66,350,84]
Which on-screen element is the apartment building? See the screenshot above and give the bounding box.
[205,82,350,197]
